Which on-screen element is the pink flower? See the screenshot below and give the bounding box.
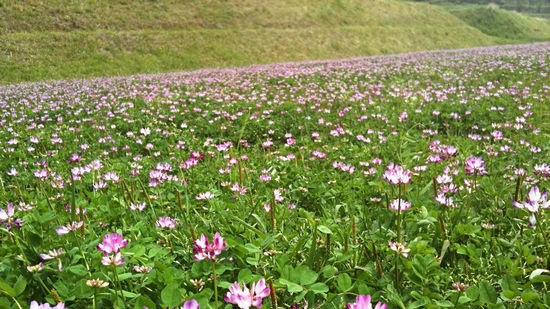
[156,216,177,229]
[193,232,226,261]
[512,186,550,227]
[224,278,270,309]
[182,299,200,309]
[388,199,411,213]
[101,252,125,266]
[464,156,487,176]
[388,241,410,258]
[29,301,66,309]
[382,163,411,185]
[347,294,387,309]
[97,233,129,255]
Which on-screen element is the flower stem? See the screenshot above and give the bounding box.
[212,261,219,309]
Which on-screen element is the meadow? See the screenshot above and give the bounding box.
[1,42,550,308]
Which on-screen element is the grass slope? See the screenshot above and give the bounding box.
[0,0,547,84]
[447,4,550,41]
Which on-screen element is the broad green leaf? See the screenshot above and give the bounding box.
[308,282,328,294]
[161,283,182,307]
[521,290,539,302]
[238,268,254,283]
[294,265,318,285]
[336,273,352,292]
[68,264,89,276]
[478,281,497,304]
[13,276,26,297]
[135,295,156,309]
[278,278,303,293]
[317,225,332,234]
[529,269,550,282]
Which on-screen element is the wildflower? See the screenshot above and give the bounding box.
[29,301,66,309]
[464,156,487,176]
[196,192,215,200]
[388,241,410,258]
[40,248,63,272]
[156,217,177,229]
[224,278,270,309]
[27,262,44,273]
[86,278,109,288]
[133,265,153,273]
[452,281,469,292]
[193,232,226,261]
[129,202,146,211]
[382,163,411,185]
[97,233,129,255]
[55,221,84,235]
[388,199,411,213]
[347,294,387,309]
[274,189,284,203]
[101,252,126,266]
[182,300,200,309]
[512,186,550,227]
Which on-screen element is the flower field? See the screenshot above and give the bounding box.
[1,42,549,308]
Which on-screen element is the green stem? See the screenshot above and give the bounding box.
[212,261,218,309]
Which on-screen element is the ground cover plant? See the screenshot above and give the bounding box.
[0,42,549,308]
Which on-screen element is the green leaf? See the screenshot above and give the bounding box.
[521,290,539,302]
[161,283,182,307]
[278,278,303,293]
[500,274,518,292]
[336,273,352,292]
[13,276,26,297]
[466,285,479,301]
[308,282,328,294]
[238,268,254,283]
[529,269,550,282]
[293,265,318,285]
[478,281,497,304]
[67,264,89,276]
[135,295,156,309]
[317,225,332,234]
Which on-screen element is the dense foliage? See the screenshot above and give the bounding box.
[1,42,549,308]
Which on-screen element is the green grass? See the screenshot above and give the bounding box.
[0,0,548,84]
[447,4,550,41]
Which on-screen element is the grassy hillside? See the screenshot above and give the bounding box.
[447,4,550,41]
[0,0,548,84]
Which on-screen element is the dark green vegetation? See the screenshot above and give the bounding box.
[0,0,549,84]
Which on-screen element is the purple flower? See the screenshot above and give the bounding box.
[388,241,410,258]
[347,294,387,309]
[193,232,226,261]
[101,252,126,266]
[388,199,411,213]
[155,216,177,229]
[382,163,411,185]
[464,156,487,176]
[224,278,270,309]
[30,301,66,309]
[97,233,129,255]
[512,186,550,227]
[182,299,200,309]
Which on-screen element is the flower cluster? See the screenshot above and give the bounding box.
[512,186,550,227]
[382,163,412,185]
[224,278,271,309]
[347,294,387,309]
[97,233,129,266]
[193,233,226,261]
[30,301,66,309]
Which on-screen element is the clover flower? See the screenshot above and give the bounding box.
[388,241,410,258]
[182,300,200,309]
[388,199,411,213]
[29,301,66,309]
[382,163,411,185]
[193,232,226,261]
[224,278,270,309]
[347,294,387,309]
[464,156,487,176]
[97,233,129,266]
[512,186,550,227]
